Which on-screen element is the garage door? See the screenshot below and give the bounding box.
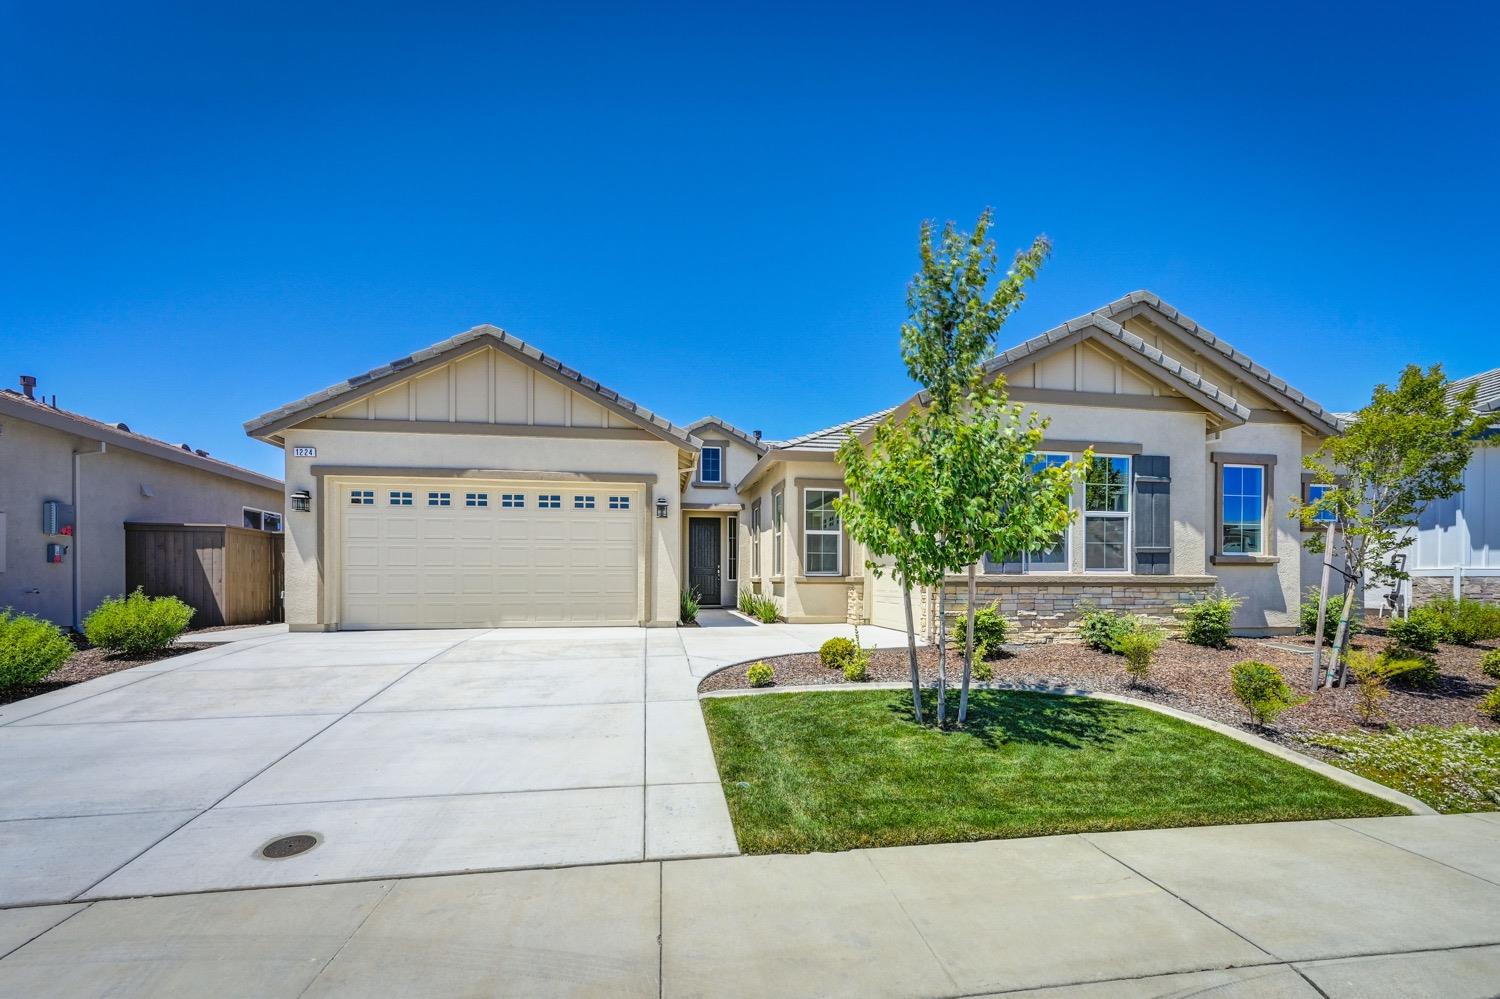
[339,481,640,628]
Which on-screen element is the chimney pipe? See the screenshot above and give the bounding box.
[19,375,36,400]
[753,429,762,441]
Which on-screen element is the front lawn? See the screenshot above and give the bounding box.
[1312,725,1500,813]
[701,688,1407,854]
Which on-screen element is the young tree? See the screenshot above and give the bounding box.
[1298,364,1488,683]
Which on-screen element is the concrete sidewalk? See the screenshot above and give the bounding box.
[2,813,1498,997]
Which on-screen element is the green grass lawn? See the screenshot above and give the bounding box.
[701,688,1408,853]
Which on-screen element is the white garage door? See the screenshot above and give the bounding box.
[339,481,640,629]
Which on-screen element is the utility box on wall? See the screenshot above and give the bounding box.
[42,499,74,536]
[46,543,67,564]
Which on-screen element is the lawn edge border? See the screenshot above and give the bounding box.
[699,681,1435,816]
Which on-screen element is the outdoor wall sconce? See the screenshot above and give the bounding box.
[655,497,669,519]
[291,489,312,513]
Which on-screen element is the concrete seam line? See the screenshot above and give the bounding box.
[861,851,961,994]
[0,900,94,961]
[65,630,488,903]
[1329,817,1500,889]
[294,879,398,999]
[656,861,664,999]
[1291,965,1335,999]
[697,680,1433,815]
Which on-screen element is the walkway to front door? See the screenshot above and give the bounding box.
[688,516,722,606]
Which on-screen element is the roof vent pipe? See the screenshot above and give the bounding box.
[19,375,36,399]
[753,429,762,441]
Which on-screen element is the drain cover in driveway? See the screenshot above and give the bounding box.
[260,834,320,859]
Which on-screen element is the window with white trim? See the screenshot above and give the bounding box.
[1084,455,1130,571]
[699,446,723,484]
[750,502,761,576]
[1220,464,1265,554]
[727,515,739,580]
[772,490,784,576]
[608,495,630,510]
[427,491,451,507]
[574,495,595,509]
[350,490,374,506]
[243,507,283,532]
[539,494,561,509]
[389,490,413,506]
[803,488,842,575]
[501,493,525,508]
[465,492,488,508]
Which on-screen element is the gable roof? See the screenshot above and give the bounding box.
[982,312,1251,426]
[773,408,897,453]
[1094,291,1344,434]
[1448,366,1500,415]
[686,416,769,453]
[1,389,282,492]
[244,325,699,451]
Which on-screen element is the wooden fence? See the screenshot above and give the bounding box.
[124,523,283,627]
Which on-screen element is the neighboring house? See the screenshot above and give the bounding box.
[1377,367,1500,608]
[1,377,285,629]
[245,291,1342,637]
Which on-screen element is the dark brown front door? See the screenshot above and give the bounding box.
[688,518,721,606]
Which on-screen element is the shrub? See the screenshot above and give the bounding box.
[971,602,1010,656]
[746,661,774,687]
[0,610,75,689]
[1298,588,1362,644]
[1077,603,1139,653]
[819,637,856,670]
[972,656,994,682]
[1177,589,1242,649]
[1386,613,1441,655]
[736,589,756,615]
[1481,649,1500,680]
[1230,660,1303,727]
[680,587,701,625]
[1114,629,1163,687]
[1483,688,1500,722]
[1345,650,1433,723]
[747,593,781,624]
[1416,597,1500,646]
[82,589,193,655]
[842,626,871,682]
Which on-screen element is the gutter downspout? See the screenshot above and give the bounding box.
[72,442,107,631]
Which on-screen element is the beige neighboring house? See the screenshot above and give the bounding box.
[245,291,1342,637]
[1,378,285,630]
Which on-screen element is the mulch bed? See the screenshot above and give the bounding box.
[697,622,1500,753]
[0,640,211,707]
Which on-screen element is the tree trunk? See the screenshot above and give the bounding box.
[936,582,949,728]
[901,581,923,725]
[959,564,976,724]
[1311,522,1336,689]
[1329,570,1359,687]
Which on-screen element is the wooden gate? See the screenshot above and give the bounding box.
[124,523,284,626]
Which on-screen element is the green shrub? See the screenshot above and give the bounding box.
[819,637,856,670]
[1480,649,1500,680]
[0,610,75,689]
[680,587,701,625]
[82,589,193,655]
[971,602,1010,656]
[745,593,781,624]
[1230,660,1303,727]
[1077,603,1139,653]
[1416,597,1500,646]
[1386,613,1442,655]
[746,661,774,687]
[1177,589,1242,649]
[736,589,756,615]
[842,626,872,682]
[972,656,994,682]
[1482,688,1500,723]
[1345,650,1434,724]
[1114,629,1162,687]
[1298,588,1362,643]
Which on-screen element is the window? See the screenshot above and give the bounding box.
[772,490,784,575]
[803,489,842,575]
[539,494,561,509]
[1084,455,1130,571]
[750,502,761,576]
[501,493,525,508]
[242,507,283,532]
[427,491,451,507]
[1221,464,1265,554]
[350,490,374,506]
[608,495,630,510]
[574,495,596,509]
[389,490,413,506]
[1306,483,1336,524]
[983,454,1072,573]
[727,515,739,580]
[699,446,723,484]
[465,492,488,508]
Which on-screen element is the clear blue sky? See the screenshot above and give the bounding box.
[3,2,1496,478]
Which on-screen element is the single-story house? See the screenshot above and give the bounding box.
[246,291,1343,637]
[1,377,285,629]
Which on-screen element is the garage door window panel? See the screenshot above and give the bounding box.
[502,493,525,508]
[389,491,413,506]
[465,492,488,508]
[428,492,451,507]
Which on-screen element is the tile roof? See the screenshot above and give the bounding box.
[773,408,897,452]
[244,325,699,450]
[0,389,282,491]
[1448,366,1500,414]
[686,416,770,453]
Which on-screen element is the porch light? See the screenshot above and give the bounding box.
[291,489,311,513]
[655,497,669,519]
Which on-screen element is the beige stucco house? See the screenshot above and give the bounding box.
[1,379,284,629]
[246,291,1342,637]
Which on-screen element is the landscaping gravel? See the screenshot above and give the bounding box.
[0,641,210,706]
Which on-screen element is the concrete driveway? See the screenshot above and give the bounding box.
[0,617,909,905]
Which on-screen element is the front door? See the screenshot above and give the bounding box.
[687,517,722,607]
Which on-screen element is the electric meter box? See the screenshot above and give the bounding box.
[42,500,74,536]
